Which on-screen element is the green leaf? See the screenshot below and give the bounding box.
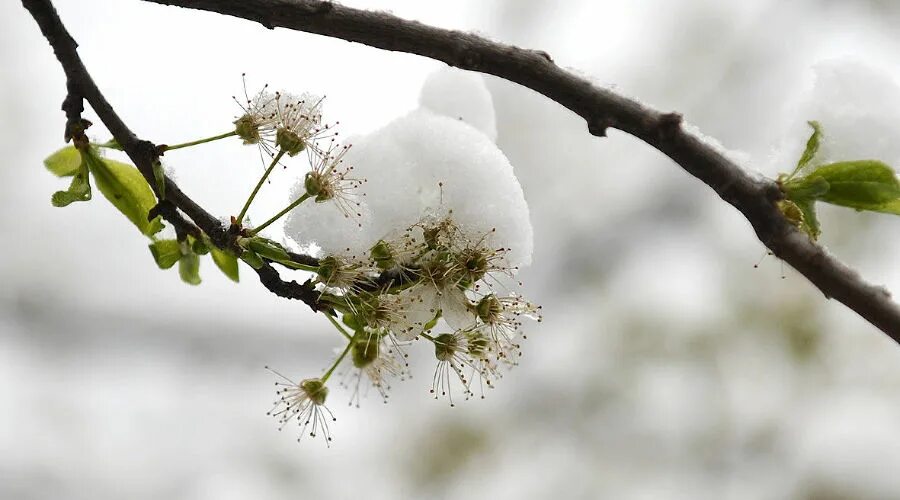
[152,161,166,200]
[795,199,820,240]
[44,146,82,177]
[210,247,239,282]
[178,251,201,285]
[422,311,441,332]
[240,249,265,270]
[811,160,900,208]
[98,138,123,151]
[247,237,292,263]
[191,237,210,255]
[84,150,163,236]
[51,156,91,207]
[778,199,821,240]
[342,313,361,331]
[783,176,829,201]
[148,239,181,269]
[825,198,900,216]
[796,121,823,171]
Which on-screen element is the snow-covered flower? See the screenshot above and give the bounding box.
[460,327,502,398]
[369,230,425,272]
[273,92,329,156]
[344,332,405,406]
[266,368,335,445]
[475,293,542,362]
[430,331,476,406]
[315,254,372,292]
[355,290,428,341]
[303,139,365,220]
[232,82,278,146]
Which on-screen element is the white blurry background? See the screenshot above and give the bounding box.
[3,1,900,499]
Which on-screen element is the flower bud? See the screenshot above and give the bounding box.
[300,378,329,405]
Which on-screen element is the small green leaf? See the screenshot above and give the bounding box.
[240,249,265,270]
[51,156,91,207]
[796,121,823,171]
[191,237,210,255]
[210,247,239,282]
[778,199,821,240]
[247,237,292,263]
[98,138,123,151]
[783,176,829,200]
[44,146,82,177]
[342,313,361,331]
[811,160,900,208]
[148,239,181,269]
[152,161,166,200]
[84,150,163,236]
[178,251,201,285]
[422,311,441,332]
[795,199,820,240]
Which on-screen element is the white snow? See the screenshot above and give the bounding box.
[769,59,900,172]
[418,67,498,142]
[285,108,533,268]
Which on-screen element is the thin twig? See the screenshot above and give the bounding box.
[22,0,321,311]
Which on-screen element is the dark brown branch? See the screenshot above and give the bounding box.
[140,0,900,342]
[22,0,322,311]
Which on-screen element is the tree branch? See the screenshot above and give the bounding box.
[22,0,323,312]
[140,0,900,342]
[22,0,900,342]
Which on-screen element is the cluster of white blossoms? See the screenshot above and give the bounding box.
[262,68,541,445]
[229,77,364,232]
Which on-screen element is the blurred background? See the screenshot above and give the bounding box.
[3,1,900,499]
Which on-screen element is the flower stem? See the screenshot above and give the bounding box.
[420,332,436,342]
[325,313,354,341]
[322,339,353,383]
[272,260,319,273]
[251,193,311,234]
[160,131,237,152]
[236,149,285,224]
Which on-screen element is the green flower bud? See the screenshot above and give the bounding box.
[476,295,502,323]
[305,171,330,201]
[276,127,306,156]
[317,255,340,283]
[370,240,395,270]
[233,114,261,145]
[352,338,380,368]
[434,333,460,362]
[300,378,329,406]
[465,331,490,359]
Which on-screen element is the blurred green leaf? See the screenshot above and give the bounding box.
[423,311,441,332]
[796,120,823,172]
[178,250,201,285]
[795,199,820,240]
[148,239,181,269]
[240,249,265,270]
[342,313,361,331]
[152,161,166,199]
[210,247,239,282]
[783,176,829,200]
[812,160,900,207]
[44,146,81,177]
[84,151,163,236]
[191,237,210,255]
[51,155,91,207]
[247,237,292,263]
